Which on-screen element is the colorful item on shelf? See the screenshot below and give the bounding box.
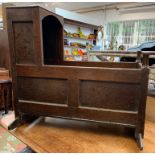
[88,34,95,40]
[80,34,88,39]
[64,48,85,58]
[77,27,82,35]
[70,42,86,49]
[64,50,70,55]
[72,49,85,56]
[64,30,67,37]
[77,27,88,39]
[64,28,95,40]
[72,49,79,55]
[65,57,75,61]
[64,25,96,62]
[67,32,72,37]
[72,33,80,38]
[70,42,78,47]
[78,49,84,56]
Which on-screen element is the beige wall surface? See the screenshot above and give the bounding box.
[82,9,155,26]
[0,5,2,19]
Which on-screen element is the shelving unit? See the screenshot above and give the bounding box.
[64,18,98,61]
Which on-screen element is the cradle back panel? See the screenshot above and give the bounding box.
[6,6,149,136]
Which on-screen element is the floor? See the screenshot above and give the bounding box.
[0,110,35,153]
[0,111,15,129]
[11,117,155,153]
[0,125,27,153]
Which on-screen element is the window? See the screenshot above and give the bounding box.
[106,19,155,50]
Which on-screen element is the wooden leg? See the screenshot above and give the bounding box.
[4,89,8,114]
[1,88,8,115]
[135,131,144,150]
[8,112,26,130]
[8,117,21,130]
[8,112,41,130]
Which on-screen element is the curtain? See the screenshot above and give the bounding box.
[106,19,155,49]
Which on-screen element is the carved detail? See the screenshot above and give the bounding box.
[13,22,35,64]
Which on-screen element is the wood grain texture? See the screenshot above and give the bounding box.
[79,80,140,111]
[0,30,10,69]
[0,79,12,112]
[16,65,142,83]
[13,22,35,64]
[146,96,155,122]
[12,117,155,153]
[0,69,11,109]
[17,77,68,105]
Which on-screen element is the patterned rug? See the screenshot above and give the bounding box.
[0,125,27,153]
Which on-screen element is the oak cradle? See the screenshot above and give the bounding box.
[6,6,149,150]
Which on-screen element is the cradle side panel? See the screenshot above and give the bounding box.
[79,80,141,111]
[16,65,145,127]
[17,77,68,105]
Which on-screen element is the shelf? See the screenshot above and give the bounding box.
[64,55,87,57]
[64,45,86,49]
[64,36,95,41]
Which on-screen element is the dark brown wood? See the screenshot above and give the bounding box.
[6,6,149,150]
[62,61,140,68]
[142,51,155,66]
[0,79,12,114]
[13,22,36,64]
[142,54,149,66]
[136,51,142,63]
[0,30,11,69]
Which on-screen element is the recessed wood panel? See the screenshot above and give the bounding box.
[13,22,35,64]
[17,77,68,105]
[79,80,141,111]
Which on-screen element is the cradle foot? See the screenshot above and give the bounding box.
[135,131,144,150]
[8,117,21,130]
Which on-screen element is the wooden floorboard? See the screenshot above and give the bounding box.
[11,117,155,153]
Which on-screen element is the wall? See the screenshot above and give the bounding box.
[0,5,2,19]
[55,8,101,26]
[82,8,155,25]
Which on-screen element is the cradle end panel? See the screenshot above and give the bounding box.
[6,7,38,117]
[13,22,36,65]
[136,67,149,137]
